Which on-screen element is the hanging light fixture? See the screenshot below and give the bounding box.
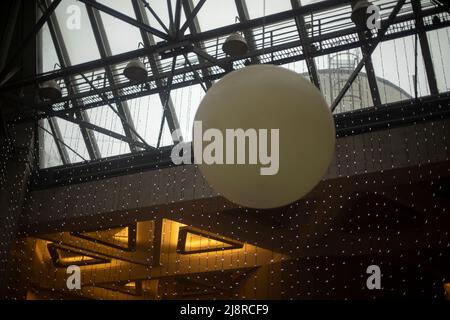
[123,59,147,82]
[222,33,248,57]
[350,0,372,29]
[38,80,62,101]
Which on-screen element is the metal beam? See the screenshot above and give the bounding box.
[174,0,182,35]
[181,0,213,89]
[183,54,207,92]
[30,92,450,189]
[191,46,229,70]
[15,11,449,121]
[78,0,170,40]
[85,2,141,152]
[412,0,439,95]
[167,0,175,35]
[179,0,207,36]
[235,0,261,65]
[41,0,101,160]
[330,0,406,112]
[5,0,442,92]
[3,0,449,117]
[290,0,320,89]
[46,118,72,164]
[80,73,154,151]
[132,0,182,143]
[157,56,178,148]
[140,0,170,34]
[36,0,70,165]
[56,114,149,150]
[358,30,381,106]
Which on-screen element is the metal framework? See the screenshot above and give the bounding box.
[291,0,321,89]
[132,0,182,144]
[85,2,141,153]
[1,0,449,173]
[40,0,100,162]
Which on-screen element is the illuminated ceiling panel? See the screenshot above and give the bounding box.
[47,243,111,267]
[177,226,244,254]
[72,225,137,251]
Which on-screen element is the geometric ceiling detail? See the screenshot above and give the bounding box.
[47,243,111,268]
[71,224,137,251]
[177,226,243,254]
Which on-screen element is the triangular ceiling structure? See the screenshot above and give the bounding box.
[72,224,137,251]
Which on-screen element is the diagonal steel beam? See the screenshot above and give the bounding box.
[174,0,182,35]
[191,46,229,70]
[179,0,207,36]
[80,73,154,151]
[37,0,70,165]
[86,2,141,152]
[48,118,70,165]
[181,0,213,89]
[357,30,381,106]
[330,0,406,112]
[183,54,207,92]
[41,0,100,160]
[39,121,87,162]
[290,0,320,89]
[140,0,170,34]
[78,0,170,40]
[132,0,182,144]
[0,0,364,90]
[35,0,70,166]
[167,0,175,35]
[56,114,148,150]
[234,0,261,65]
[157,57,178,148]
[412,0,439,95]
[45,119,73,164]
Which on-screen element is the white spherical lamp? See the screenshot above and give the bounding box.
[194,64,336,209]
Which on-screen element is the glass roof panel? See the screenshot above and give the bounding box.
[372,35,430,101]
[194,0,238,31]
[86,104,131,157]
[426,29,450,93]
[97,0,144,55]
[160,118,174,147]
[40,24,60,73]
[245,0,292,19]
[39,119,63,168]
[55,117,91,163]
[128,95,165,148]
[170,84,205,141]
[54,0,101,65]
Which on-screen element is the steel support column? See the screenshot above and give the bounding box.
[234,0,261,65]
[132,0,182,143]
[412,0,439,95]
[182,0,213,89]
[86,2,140,152]
[358,31,381,106]
[42,0,100,160]
[291,0,320,89]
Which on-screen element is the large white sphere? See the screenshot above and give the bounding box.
[194,64,335,209]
